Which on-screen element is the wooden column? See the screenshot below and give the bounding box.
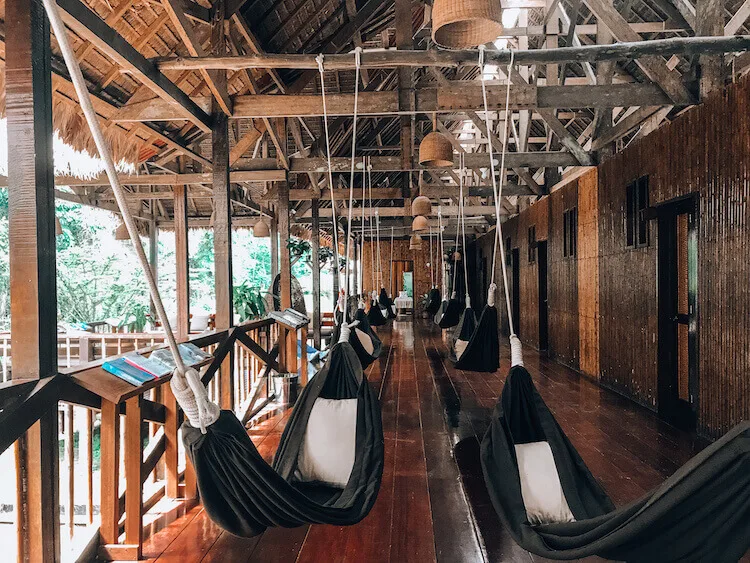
[696,0,725,98]
[213,109,234,409]
[277,180,297,374]
[174,180,190,341]
[99,400,120,550]
[123,396,143,559]
[6,0,59,559]
[396,0,414,221]
[311,199,321,349]
[270,214,279,281]
[148,218,159,320]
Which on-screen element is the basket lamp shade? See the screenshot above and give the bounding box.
[419,131,454,168]
[412,195,432,216]
[412,215,430,232]
[453,251,462,261]
[114,222,129,240]
[431,0,504,49]
[253,218,271,237]
[409,234,423,250]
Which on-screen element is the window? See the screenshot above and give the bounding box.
[563,207,577,258]
[626,176,649,248]
[505,237,512,266]
[528,225,536,263]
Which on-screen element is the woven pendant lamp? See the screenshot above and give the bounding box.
[431,0,504,49]
[453,251,462,261]
[412,215,430,232]
[409,234,423,250]
[253,218,270,237]
[419,131,454,168]
[115,222,129,240]
[412,195,432,216]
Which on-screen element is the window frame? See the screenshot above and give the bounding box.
[528,225,536,264]
[626,176,650,249]
[563,207,577,258]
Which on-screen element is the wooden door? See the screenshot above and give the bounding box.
[657,195,698,429]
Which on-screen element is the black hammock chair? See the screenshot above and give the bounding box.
[450,299,477,361]
[332,306,383,369]
[454,298,499,373]
[437,293,462,329]
[481,363,750,562]
[425,287,441,316]
[183,337,384,538]
[378,289,397,319]
[367,294,387,326]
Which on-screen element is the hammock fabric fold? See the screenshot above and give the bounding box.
[451,305,477,361]
[454,304,499,372]
[332,308,383,369]
[438,296,462,328]
[367,299,387,326]
[433,300,448,325]
[481,365,750,562]
[425,288,442,316]
[378,289,397,319]
[183,340,384,538]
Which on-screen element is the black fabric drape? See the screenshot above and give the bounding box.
[433,300,448,325]
[183,340,384,538]
[367,299,387,326]
[426,288,441,316]
[438,297,462,329]
[450,306,477,361]
[332,307,382,369]
[378,289,396,319]
[454,304,499,372]
[481,366,750,562]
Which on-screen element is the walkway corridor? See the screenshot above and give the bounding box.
[132,320,715,563]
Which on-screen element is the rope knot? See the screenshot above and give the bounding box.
[478,44,486,70]
[510,334,524,367]
[487,282,497,307]
[315,53,325,74]
[354,46,362,69]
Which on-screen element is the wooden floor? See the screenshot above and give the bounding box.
[129,319,722,563]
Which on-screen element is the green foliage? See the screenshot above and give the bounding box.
[233,281,267,322]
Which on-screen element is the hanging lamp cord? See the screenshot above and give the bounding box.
[42,0,220,432]
[479,45,522,366]
[460,153,471,308]
[389,226,394,296]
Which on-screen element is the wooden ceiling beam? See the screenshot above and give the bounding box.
[154,37,750,71]
[56,0,212,131]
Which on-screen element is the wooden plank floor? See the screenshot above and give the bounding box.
[128,319,732,563]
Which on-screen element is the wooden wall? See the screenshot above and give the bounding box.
[577,169,600,378]
[548,181,579,368]
[361,239,433,303]
[598,76,750,437]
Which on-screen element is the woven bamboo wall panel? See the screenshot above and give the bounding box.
[598,75,750,437]
[577,168,600,379]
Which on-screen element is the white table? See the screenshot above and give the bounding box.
[394,296,413,315]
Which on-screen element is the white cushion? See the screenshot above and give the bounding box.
[355,328,374,355]
[515,441,575,525]
[455,339,469,359]
[296,398,358,488]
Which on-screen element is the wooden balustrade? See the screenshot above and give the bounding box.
[0,316,310,562]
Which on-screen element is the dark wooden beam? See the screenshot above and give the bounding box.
[56,0,212,130]
[212,108,234,409]
[311,199,321,349]
[6,0,60,558]
[174,174,190,341]
[696,0,725,98]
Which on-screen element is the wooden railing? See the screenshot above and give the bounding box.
[0,316,308,561]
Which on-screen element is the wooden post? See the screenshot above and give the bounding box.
[396,0,414,220]
[311,199,321,349]
[148,218,159,321]
[277,180,297,374]
[213,109,234,409]
[99,400,120,548]
[6,0,59,559]
[270,214,279,281]
[696,0,725,98]
[174,169,190,341]
[124,396,143,558]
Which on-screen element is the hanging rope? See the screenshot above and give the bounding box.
[361,157,366,304]
[343,48,362,314]
[460,153,471,308]
[479,45,521,365]
[368,158,376,298]
[428,225,435,288]
[42,0,220,432]
[437,207,445,295]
